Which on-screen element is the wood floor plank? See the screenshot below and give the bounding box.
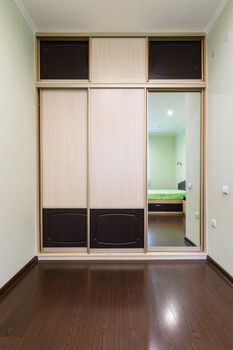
[0,261,232,350]
[148,262,200,350]
[0,337,20,350]
[150,262,221,349]
[170,262,233,349]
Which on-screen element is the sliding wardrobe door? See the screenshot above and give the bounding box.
[41,89,87,247]
[90,89,145,248]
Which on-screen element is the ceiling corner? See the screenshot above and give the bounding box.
[205,0,228,33]
[14,0,37,33]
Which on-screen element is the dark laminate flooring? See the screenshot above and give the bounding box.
[148,214,186,247]
[0,261,233,350]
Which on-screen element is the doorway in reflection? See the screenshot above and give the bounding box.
[147,92,201,248]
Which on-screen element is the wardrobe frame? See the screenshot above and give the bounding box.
[35,33,207,257]
[146,88,206,252]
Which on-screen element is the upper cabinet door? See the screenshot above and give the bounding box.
[90,89,145,208]
[91,38,147,82]
[40,40,89,80]
[149,40,202,80]
[41,90,87,207]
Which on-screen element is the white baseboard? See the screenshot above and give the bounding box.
[37,252,207,261]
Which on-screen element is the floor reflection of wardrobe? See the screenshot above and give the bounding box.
[41,88,145,249]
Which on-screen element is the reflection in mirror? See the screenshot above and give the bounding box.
[147,92,201,248]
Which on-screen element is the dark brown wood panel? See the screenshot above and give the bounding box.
[40,40,89,79]
[149,40,202,79]
[90,209,144,248]
[0,261,233,350]
[43,208,87,247]
[148,203,183,212]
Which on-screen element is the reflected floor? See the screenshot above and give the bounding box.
[148,213,187,247]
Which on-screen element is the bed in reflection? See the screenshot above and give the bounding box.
[148,181,186,213]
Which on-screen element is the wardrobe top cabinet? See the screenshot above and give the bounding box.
[149,39,202,80]
[91,37,147,82]
[37,36,204,82]
[40,39,89,80]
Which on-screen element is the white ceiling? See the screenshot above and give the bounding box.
[16,0,227,33]
[148,92,186,134]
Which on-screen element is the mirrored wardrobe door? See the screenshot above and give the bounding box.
[147,91,201,249]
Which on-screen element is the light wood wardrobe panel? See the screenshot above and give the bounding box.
[41,90,87,207]
[90,89,145,208]
[91,38,147,82]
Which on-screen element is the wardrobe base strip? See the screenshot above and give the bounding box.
[37,252,207,261]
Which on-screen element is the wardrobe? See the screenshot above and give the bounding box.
[37,35,205,252]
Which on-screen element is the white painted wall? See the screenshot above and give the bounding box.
[0,0,35,288]
[185,93,201,246]
[207,0,233,276]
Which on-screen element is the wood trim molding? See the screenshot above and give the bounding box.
[37,252,207,260]
[36,32,206,38]
[148,200,183,204]
[0,257,38,299]
[15,0,37,33]
[205,0,228,33]
[207,256,233,286]
[36,82,207,89]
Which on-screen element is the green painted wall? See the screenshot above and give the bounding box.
[175,128,186,184]
[208,0,233,275]
[148,135,176,189]
[149,131,186,189]
[0,0,35,288]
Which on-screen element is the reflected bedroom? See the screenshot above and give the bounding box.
[147,92,201,249]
